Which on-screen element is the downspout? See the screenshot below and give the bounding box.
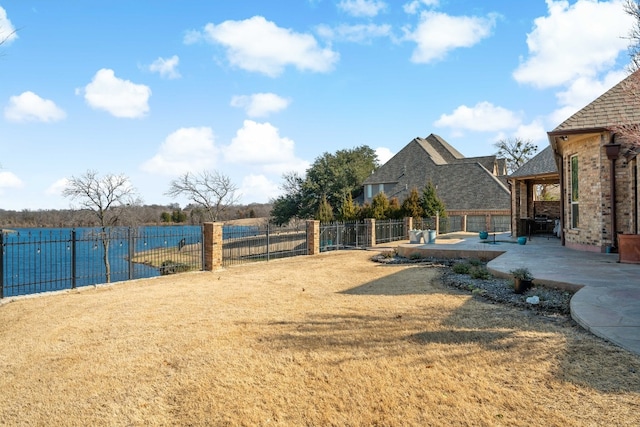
[605,134,621,250]
[555,147,565,246]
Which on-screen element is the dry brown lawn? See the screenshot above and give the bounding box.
[1,250,639,426]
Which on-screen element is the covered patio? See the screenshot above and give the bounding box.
[508,146,561,239]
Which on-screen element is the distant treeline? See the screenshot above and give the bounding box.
[0,203,273,228]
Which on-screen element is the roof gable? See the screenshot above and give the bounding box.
[552,69,640,132]
[363,134,510,210]
[509,145,558,178]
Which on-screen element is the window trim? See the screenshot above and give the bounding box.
[570,155,579,229]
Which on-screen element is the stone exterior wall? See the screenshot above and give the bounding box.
[533,201,560,219]
[559,133,638,252]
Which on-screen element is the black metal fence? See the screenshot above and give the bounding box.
[375,219,406,244]
[0,226,203,298]
[320,221,371,251]
[439,215,464,233]
[222,223,308,267]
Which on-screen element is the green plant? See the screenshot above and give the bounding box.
[468,258,483,267]
[452,262,471,274]
[510,267,533,281]
[470,267,492,280]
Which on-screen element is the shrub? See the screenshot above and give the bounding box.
[470,266,492,280]
[160,260,192,275]
[452,262,471,274]
[469,258,483,267]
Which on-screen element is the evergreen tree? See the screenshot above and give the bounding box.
[317,194,335,223]
[338,192,358,221]
[371,192,390,220]
[401,187,424,219]
[386,197,402,219]
[421,181,446,218]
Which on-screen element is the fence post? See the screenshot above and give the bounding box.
[203,222,223,271]
[404,217,412,239]
[435,213,440,235]
[306,220,320,255]
[71,229,77,289]
[0,231,4,299]
[365,218,375,247]
[266,222,271,261]
[128,227,134,280]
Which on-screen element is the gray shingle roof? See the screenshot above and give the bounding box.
[363,134,510,210]
[509,145,558,178]
[552,69,640,132]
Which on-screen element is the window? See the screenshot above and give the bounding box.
[366,184,372,199]
[570,155,579,228]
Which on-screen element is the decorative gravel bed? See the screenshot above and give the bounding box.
[371,253,574,317]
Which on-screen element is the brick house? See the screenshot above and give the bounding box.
[547,70,640,252]
[362,134,511,231]
[509,146,560,237]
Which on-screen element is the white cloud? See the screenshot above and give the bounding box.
[45,178,69,196]
[196,16,339,77]
[403,0,439,14]
[224,120,309,175]
[338,0,387,18]
[434,101,522,133]
[513,120,548,145]
[405,11,497,63]
[513,0,633,88]
[239,174,281,203]
[141,127,218,176]
[225,120,295,164]
[230,93,291,117]
[0,7,18,45]
[148,55,181,79]
[4,91,66,123]
[0,171,23,191]
[375,147,394,164]
[316,23,392,43]
[82,69,151,118]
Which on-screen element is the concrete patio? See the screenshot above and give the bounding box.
[396,231,640,357]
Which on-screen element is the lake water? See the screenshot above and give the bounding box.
[1,225,257,297]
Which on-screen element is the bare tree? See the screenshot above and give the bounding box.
[63,170,141,283]
[494,137,538,174]
[625,0,640,72]
[0,24,18,58]
[165,170,240,222]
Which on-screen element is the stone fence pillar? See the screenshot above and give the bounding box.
[365,218,376,245]
[306,220,320,255]
[404,217,413,237]
[203,222,223,271]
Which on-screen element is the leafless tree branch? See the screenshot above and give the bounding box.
[165,170,240,222]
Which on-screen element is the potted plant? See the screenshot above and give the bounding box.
[479,231,489,240]
[510,267,533,294]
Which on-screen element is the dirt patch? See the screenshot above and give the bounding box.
[0,250,638,426]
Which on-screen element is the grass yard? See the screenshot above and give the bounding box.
[0,250,638,426]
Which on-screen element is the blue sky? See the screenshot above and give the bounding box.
[0,0,635,210]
